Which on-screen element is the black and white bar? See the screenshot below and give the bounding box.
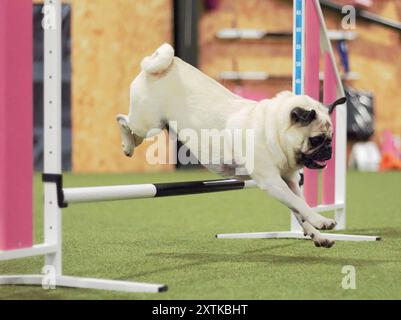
[63,179,258,204]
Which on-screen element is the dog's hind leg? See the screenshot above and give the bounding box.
[116,44,174,158]
[116,78,162,158]
[116,114,143,157]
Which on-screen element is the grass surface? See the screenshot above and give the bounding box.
[0,170,400,299]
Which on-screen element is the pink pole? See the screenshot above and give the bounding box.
[322,52,337,205]
[0,0,33,250]
[303,0,320,207]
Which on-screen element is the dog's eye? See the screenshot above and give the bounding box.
[309,135,325,147]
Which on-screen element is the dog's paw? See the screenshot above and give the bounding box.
[117,114,135,157]
[308,233,335,248]
[301,222,334,248]
[121,142,134,157]
[308,215,337,231]
[313,237,335,248]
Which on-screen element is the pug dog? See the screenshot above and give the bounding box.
[116,44,347,248]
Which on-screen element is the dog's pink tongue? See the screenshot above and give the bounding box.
[315,160,327,166]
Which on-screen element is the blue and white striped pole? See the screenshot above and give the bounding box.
[291,0,306,232]
[293,0,305,96]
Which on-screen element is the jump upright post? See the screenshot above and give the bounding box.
[0,0,378,294]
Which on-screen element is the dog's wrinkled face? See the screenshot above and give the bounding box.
[276,92,346,170]
[301,130,333,169]
[294,96,346,169]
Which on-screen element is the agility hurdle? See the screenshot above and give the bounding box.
[0,0,378,294]
[0,0,257,291]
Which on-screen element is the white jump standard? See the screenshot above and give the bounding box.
[216,0,379,243]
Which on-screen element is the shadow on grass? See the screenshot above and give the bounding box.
[132,239,395,278]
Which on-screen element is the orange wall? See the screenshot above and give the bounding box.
[71,0,173,173]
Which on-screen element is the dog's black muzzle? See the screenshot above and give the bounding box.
[302,143,332,170]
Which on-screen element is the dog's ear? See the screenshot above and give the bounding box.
[327,97,347,114]
[291,107,316,126]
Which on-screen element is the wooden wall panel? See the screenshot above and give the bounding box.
[200,0,293,97]
[199,0,401,143]
[71,0,173,173]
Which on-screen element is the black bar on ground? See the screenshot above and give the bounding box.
[154,179,245,197]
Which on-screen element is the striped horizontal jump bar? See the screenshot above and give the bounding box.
[63,179,258,204]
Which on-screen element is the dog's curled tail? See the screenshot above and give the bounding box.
[140,43,174,75]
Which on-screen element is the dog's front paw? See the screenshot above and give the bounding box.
[301,222,335,248]
[308,233,335,248]
[308,215,337,231]
[313,237,335,248]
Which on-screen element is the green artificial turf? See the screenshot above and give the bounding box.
[0,170,400,299]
